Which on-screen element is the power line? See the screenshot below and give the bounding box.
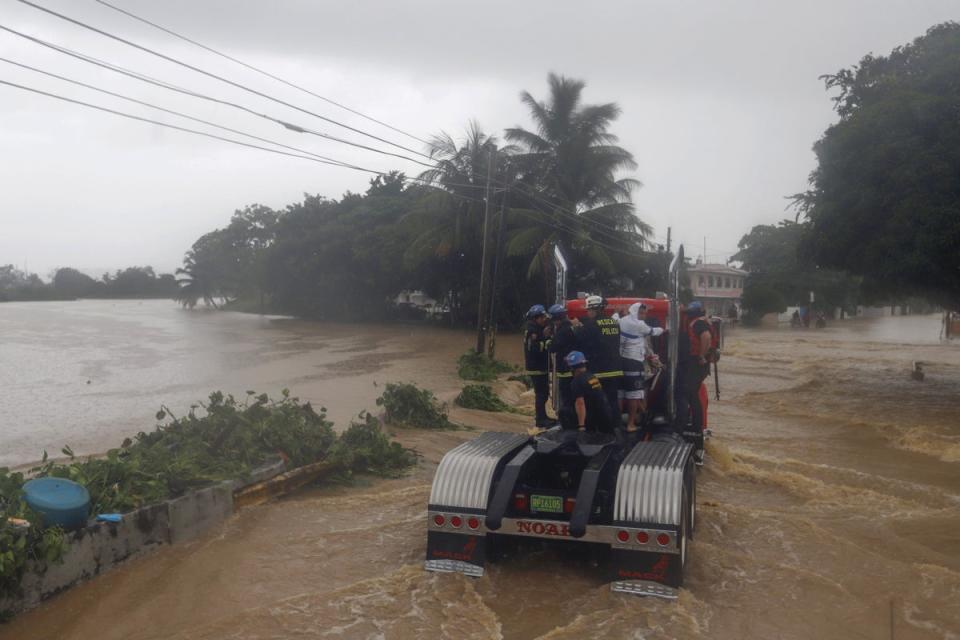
[0,24,435,168]
[91,0,429,146]
[12,1,653,249]
[15,0,435,162]
[20,0,658,254]
[0,77,495,212]
[1,76,649,260]
[0,78,355,168]
[0,56,362,169]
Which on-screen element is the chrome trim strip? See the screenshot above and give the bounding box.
[611,580,679,599]
[490,517,679,554]
[424,559,484,577]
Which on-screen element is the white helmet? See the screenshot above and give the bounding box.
[585,295,605,310]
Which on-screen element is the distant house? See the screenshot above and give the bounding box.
[687,262,748,318]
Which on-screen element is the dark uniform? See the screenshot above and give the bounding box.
[568,369,617,433]
[549,318,578,408]
[577,315,623,420]
[676,314,712,433]
[523,319,551,426]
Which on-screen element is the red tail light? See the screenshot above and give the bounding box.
[467,517,480,530]
[513,493,528,512]
[434,514,445,527]
[563,497,576,513]
[656,533,670,546]
[450,516,463,528]
[636,531,649,544]
[616,530,630,543]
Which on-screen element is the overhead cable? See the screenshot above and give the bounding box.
[91,0,429,146]
[0,24,434,167]
[15,0,434,160]
[0,56,362,169]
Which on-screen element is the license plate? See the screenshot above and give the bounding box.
[530,494,563,513]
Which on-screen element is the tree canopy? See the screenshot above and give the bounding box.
[174,74,660,324]
[796,22,960,309]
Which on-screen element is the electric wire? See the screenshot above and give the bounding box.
[14,0,435,162]
[13,0,652,249]
[1,76,648,258]
[91,0,429,146]
[1,16,647,247]
[0,24,435,168]
[0,55,363,169]
[0,78,356,168]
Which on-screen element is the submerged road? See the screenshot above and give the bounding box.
[1,302,958,639]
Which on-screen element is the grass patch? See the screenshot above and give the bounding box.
[457,350,515,382]
[455,384,515,413]
[376,382,455,430]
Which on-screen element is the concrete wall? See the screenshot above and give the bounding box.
[0,457,287,617]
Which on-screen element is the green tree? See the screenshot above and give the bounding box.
[795,22,960,309]
[734,220,861,314]
[504,73,650,288]
[52,267,97,297]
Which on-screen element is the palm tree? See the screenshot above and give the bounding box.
[408,122,521,321]
[504,73,650,282]
[174,254,218,309]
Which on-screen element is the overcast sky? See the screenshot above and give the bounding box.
[1,0,956,277]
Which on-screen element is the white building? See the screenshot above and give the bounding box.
[687,263,748,317]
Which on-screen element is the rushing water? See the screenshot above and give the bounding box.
[1,301,958,639]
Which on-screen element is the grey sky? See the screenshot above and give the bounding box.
[1,0,956,276]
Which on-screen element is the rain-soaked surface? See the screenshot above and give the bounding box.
[1,300,959,639]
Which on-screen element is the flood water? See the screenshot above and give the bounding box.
[0,299,475,468]
[2,301,959,639]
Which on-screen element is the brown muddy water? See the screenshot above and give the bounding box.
[2,301,959,639]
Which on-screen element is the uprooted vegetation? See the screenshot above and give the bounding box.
[455,384,515,413]
[0,390,415,607]
[457,350,515,382]
[375,382,456,430]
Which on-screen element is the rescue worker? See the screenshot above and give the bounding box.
[523,304,553,428]
[564,351,616,433]
[548,303,578,408]
[576,295,623,422]
[619,302,664,432]
[676,301,713,434]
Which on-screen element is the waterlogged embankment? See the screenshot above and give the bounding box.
[1,306,958,639]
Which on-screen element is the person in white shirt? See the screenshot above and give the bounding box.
[619,302,664,431]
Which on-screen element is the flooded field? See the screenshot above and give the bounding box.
[1,301,958,639]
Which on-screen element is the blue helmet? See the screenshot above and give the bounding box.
[548,304,566,318]
[565,350,587,368]
[688,301,705,317]
[526,304,547,318]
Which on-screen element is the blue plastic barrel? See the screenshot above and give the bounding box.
[23,477,91,530]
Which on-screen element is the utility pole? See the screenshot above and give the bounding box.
[666,227,671,254]
[486,191,508,359]
[475,146,495,354]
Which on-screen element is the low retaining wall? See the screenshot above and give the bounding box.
[1,457,295,617]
